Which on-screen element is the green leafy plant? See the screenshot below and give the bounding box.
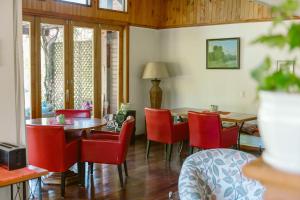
[251,0,300,93]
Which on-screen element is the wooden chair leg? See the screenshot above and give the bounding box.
[146,140,151,159]
[78,162,85,187]
[165,144,168,160]
[61,172,66,197]
[189,146,194,155]
[179,141,184,154]
[89,162,94,176]
[167,144,173,162]
[124,160,128,177]
[117,165,124,188]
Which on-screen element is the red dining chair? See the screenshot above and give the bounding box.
[144,108,189,161]
[55,109,91,142]
[26,125,80,197]
[55,109,91,118]
[80,117,135,188]
[188,111,239,153]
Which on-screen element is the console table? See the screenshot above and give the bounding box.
[0,166,48,200]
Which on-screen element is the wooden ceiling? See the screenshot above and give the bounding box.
[23,0,272,28]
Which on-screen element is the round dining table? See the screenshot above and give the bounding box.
[26,117,106,131]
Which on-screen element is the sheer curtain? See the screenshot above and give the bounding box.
[13,0,25,145]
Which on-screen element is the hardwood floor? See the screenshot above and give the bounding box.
[32,137,186,200]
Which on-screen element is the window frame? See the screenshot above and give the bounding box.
[98,0,127,13]
[56,0,92,7]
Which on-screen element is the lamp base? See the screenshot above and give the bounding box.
[150,80,162,109]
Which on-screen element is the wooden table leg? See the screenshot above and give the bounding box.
[38,177,42,200]
[22,182,26,200]
[10,185,13,200]
[237,121,245,150]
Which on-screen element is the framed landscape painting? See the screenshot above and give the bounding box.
[206,38,240,69]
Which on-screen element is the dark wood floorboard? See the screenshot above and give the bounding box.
[31,137,186,200]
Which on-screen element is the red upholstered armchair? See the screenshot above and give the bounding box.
[26,125,80,197]
[144,108,189,161]
[55,109,91,118]
[81,117,135,188]
[188,111,239,153]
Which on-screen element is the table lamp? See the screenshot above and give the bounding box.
[142,62,169,108]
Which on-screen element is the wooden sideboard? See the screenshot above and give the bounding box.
[243,158,300,200]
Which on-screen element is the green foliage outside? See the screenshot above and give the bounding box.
[252,0,300,93]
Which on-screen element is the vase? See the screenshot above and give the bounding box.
[259,91,300,173]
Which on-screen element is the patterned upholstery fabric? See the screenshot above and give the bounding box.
[179,149,265,200]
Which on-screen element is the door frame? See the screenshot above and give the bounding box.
[23,15,127,119]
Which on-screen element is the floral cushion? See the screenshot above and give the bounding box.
[178,149,265,200]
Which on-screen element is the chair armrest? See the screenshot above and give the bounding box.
[222,126,239,134]
[173,122,189,140]
[88,133,120,140]
[221,126,239,147]
[81,139,122,163]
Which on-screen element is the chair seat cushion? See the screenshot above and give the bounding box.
[179,149,264,200]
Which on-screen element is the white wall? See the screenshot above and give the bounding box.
[129,21,299,136]
[159,21,298,114]
[0,0,17,142]
[0,0,19,198]
[129,27,160,134]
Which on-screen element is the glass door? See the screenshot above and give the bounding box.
[70,23,98,116]
[40,19,67,117]
[100,25,123,116]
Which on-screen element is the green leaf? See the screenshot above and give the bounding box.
[252,35,287,48]
[288,23,300,49]
[272,0,299,18]
[251,57,272,83]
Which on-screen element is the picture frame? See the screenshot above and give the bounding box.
[277,60,295,73]
[206,38,240,69]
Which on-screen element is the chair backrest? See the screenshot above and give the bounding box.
[144,108,173,143]
[118,116,135,161]
[55,109,91,118]
[188,111,222,149]
[26,125,67,172]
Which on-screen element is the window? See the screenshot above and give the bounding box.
[101,29,120,115]
[23,21,31,119]
[73,26,95,114]
[99,0,126,12]
[58,0,91,6]
[40,23,66,117]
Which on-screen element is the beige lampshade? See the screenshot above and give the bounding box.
[142,62,169,80]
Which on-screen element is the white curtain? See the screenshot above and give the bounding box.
[13,0,25,145]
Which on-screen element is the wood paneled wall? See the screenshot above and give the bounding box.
[22,0,162,28]
[23,0,273,29]
[161,0,273,28]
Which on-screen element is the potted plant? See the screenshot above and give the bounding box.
[252,0,300,173]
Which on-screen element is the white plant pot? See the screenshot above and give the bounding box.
[259,91,300,174]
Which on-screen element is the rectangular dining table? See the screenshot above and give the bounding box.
[171,107,257,149]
